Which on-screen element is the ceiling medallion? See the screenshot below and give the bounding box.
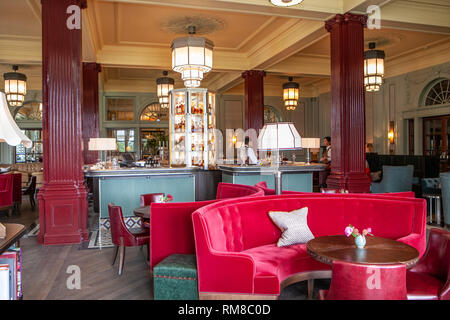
[163,16,225,35]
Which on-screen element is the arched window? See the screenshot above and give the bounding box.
[422,78,450,106]
[14,101,42,121]
[264,105,283,124]
[140,103,168,122]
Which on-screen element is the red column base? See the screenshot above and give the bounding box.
[326,172,371,193]
[37,183,88,245]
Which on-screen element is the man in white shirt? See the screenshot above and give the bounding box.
[240,137,258,165]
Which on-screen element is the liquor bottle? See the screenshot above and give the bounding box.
[181,120,185,130]
[191,143,195,151]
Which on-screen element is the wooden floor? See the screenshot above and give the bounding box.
[1,197,153,300]
[20,238,153,300]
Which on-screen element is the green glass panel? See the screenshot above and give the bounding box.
[99,174,195,218]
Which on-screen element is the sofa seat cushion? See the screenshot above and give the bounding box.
[153,254,198,300]
[406,271,442,300]
[243,243,331,294]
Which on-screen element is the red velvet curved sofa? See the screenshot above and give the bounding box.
[192,194,427,299]
[150,182,264,270]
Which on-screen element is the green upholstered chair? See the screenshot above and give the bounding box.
[153,254,198,300]
[440,173,450,226]
[371,165,414,194]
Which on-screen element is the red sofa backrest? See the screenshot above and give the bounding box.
[254,182,415,198]
[216,182,264,199]
[193,195,426,253]
[0,174,13,206]
[150,200,218,270]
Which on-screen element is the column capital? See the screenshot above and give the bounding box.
[83,62,102,73]
[242,70,266,79]
[41,0,87,8]
[325,13,368,32]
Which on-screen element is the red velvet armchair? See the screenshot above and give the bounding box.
[0,174,13,217]
[11,173,22,214]
[319,261,407,300]
[216,182,264,199]
[140,193,170,207]
[108,203,150,275]
[407,228,450,300]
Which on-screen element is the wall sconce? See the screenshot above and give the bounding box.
[388,121,395,144]
[232,135,237,146]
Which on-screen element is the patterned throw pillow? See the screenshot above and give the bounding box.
[268,207,314,247]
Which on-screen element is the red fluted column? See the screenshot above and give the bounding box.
[82,63,101,165]
[38,0,88,244]
[242,70,265,132]
[325,13,371,193]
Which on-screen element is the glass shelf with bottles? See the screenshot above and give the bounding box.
[169,88,216,169]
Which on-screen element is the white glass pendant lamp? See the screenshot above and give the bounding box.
[4,65,27,107]
[156,71,174,108]
[270,0,304,7]
[171,26,214,88]
[364,42,385,92]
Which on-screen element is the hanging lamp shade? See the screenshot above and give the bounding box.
[4,65,27,107]
[270,0,303,7]
[0,92,32,148]
[171,26,214,88]
[156,71,174,108]
[364,42,385,92]
[283,77,300,111]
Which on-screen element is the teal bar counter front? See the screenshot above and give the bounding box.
[218,163,326,192]
[85,167,198,219]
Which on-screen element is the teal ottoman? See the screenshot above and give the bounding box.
[153,254,198,300]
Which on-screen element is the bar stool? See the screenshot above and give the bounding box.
[423,194,443,225]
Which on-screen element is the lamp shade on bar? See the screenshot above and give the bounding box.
[0,92,32,148]
[258,122,302,151]
[88,138,117,151]
[301,138,320,149]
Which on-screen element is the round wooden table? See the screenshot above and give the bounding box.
[306,235,420,269]
[134,206,151,220]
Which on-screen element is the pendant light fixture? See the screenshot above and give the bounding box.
[0,92,32,147]
[283,77,299,111]
[270,0,304,7]
[171,26,214,88]
[364,42,385,92]
[156,71,174,108]
[3,65,27,107]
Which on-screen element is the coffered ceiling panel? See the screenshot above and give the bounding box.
[95,1,286,50]
[0,0,41,39]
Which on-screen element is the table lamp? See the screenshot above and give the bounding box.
[88,138,117,169]
[258,122,302,195]
[301,138,321,165]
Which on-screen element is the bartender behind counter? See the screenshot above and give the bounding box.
[240,137,258,165]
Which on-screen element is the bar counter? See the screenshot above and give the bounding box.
[85,167,199,220]
[219,163,326,192]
